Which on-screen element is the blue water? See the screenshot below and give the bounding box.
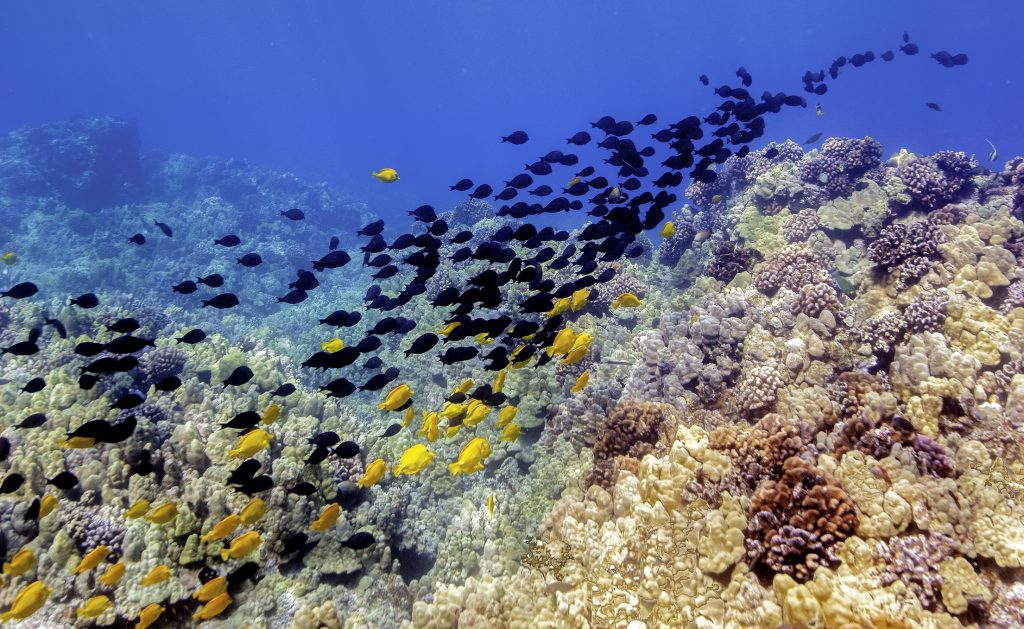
[2,0,1020,223]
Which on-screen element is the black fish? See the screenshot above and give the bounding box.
[881,50,895,61]
[450,178,473,192]
[356,336,383,353]
[177,328,207,344]
[2,281,38,299]
[172,280,198,294]
[358,219,385,236]
[505,173,534,189]
[227,561,260,586]
[214,234,241,247]
[524,161,553,176]
[405,333,438,356]
[0,473,25,494]
[528,185,553,197]
[698,74,709,85]
[900,42,919,55]
[764,146,779,159]
[272,383,296,397]
[410,205,437,222]
[113,392,145,410]
[363,234,389,253]
[282,532,314,555]
[228,460,261,485]
[47,471,79,490]
[289,269,319,291]
[335,441,361,458]
[310,431,341,447]
[16,412,47,429]
[320,378,356,398]
[281,208,305,221]
[501,130,529,144]
[447,392,468,404]
[486,392,508,406]
[363,356,383,370]
[312,250,351,271]
[289,482,317,496]
[237,252,263,267]
[342,531,375,550]
[440,346,479,364]
[128,233,146,245]
[132,449,154,476]
[70,292,99,308]
[382,423,402,438]
[469,184,493,200]
[2,340,38,356]
[305,446,330,465]
[107,317,140,334]
[221,411,261,430]
[566,131,591,146]
[202,293,239,309]
[320,310,361,327]
[925,102,942,111]
[329,236,340,250]
[25,497,41,520]
[154,220,173,237]
[0,437,8,463]
[278,289,308,304]
[373,265,399,280]
[196,274,225,288]
[802,132,822,145]
[154,375,182,392]
[238,475,274,495]
[45,318,67,338]
[78,374,98,390]
[224,366,254,387]
[106,335,155,354]
[22,377,46,393]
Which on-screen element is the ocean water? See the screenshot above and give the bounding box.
[1,2,1023,628]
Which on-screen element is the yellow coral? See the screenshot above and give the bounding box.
[938,556,991,614]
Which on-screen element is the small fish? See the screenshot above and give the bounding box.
[192,576,228,602]
[136,603,166,629]
[500,422,521,443]
[98,561,126,586]
[193,592,233,621]
[382,423,402,438]
[289,482,317,496]
[223,366,254,387]
[145,502,179,524]
[487,494,495,519]
[201,515,242,543]
[214,234,241,247]
[2,281,39,299]
[281,533,313,555]
[177,328,207,344]
[45,317,66,338]
[128,233,146,245]
[154,375,182,392]
[281,207,305,220]
[311,502,341,531]
[202,292,240,309]
[335,440,361,458]
[448,437,491,476]
[815,103,824,117]
[322,338,345,353]
[803,132,822,144]
[271,383,296,397]
[70,292,99,308]
[450,178,473,191]
[227,429,272,459]
[0,473,24,494]
[342,531,375,550]
[278,288,309,304]
[393,444,435,477]
[357,458,387,488]
[261,403,281,425]
[329,235,340,250]
[571,371,590,393]
[76,594,112,619]
[237,252,263,267]
[125,498,151,519]
[659,221,676,238]
[610,293,641,309]
[140,565,173,586]
[2,548,35,577]
[1,251,16,265]
[0,581,51,622]
[47,471,79,489]
[37,494,58,518]
[17,412,47,429]
[358,219,385,236]
[985,138,997,162]
[925,102,942,112]
[106,317,140,334]
[71,545,111,574]
[172,280,198,294]
[378,383,413,411]
[312,250,351,271]
[501,130,529,144]
[372,168,400,183]
[154,220,173,237]
[220,531,263,560]
[239,497,267,525]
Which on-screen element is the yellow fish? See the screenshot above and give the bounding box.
[493,369,507,393]
[417,411,440,442]
[402,405,416,427]
[357,458,387,488]
[98,561,126,586]
[372,168,400,183]
[659,221,676,238]
[463,400,490,427]
[816,103,824,117]
[569,287,590,312]
[474,332,494,344]
[546,296,570,317]
[220,531,262,561]
[227,428,272,459]
[321,338,344,353]
[77,594,112,619]
[144,502,178,525]
[2,548,35,577]
[140,565,173,586]
[393,444,435,477]
[60,435,97,448]
[610,292,641,309]
[508,344,533,368]
[38,494,58,518]
[260,403,281,425]
[379,383,413,411]
[1,580,51,623]
[500,422,521,443]
[487,494,495,519]
[239,498,266,525]
[497,405,518,428]
[449,436,492,476]
[192,592,232,621]
[571,371,590,393]
[440,402,466,419]
[566,176,581,187]
[125,498,151,519]
[561,332,593,365]
[311,502,341,532]
[1,251,16,266]
[201,514,242,543]
[439,321,461,336]
[192,576,227,602]
[711,195,722,204]
[136,603,165,629]
[71,545,111,574]
[455,378,474,394]
[546,327,577,357]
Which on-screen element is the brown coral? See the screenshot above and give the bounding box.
[752,243,831,296]
[584,401,678,490]
[710,413,816,489]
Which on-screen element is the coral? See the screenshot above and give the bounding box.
[696,493,747,575]
[896,150,977,210]
[798,136,883,199]
[584,401,678,490]
[752,242,831,296]
[868,220,945,291]
[704,240,757,282]
[139,345,187,383]
[782,208,820,243]
[877,532,959,611]
[734,365,785,417]
[904,288,950,334]
[710,413,816,488]
[792,282,842,318]
[938,556,992,615]
[817,179,891,237]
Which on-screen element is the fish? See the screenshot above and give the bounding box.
[37,494,58,518]
[322,338,345,353]
[342,531,375,550]
[132,449,154,476]
[77,594,112,618]
[312,250,351,271]
[202,292,240,309]
[469,184,493,199]
[925,102,942,111]
[1,251,16,265]
[2,548,35,577]
[448,436,492,476]
[113,392,145,409]
[106,317,140,334]
[201,515,242,543]
[281,207,305,220]
[144,502,178,524]
[900,42,919,55]
[193,592,233,621]
[128,233,146,245]
[227,429,272,459]
[358,219,385,236]
[372,168,400,183]
[98,561,126,586]
[815,103,824,118]
[487,494,495,518]
[154,220,173,237]
[237,252,263,267]
[985,138,997,162]
[320,309,362,327]
[382,423,402,438]
[271,383,296,397]
[803,132,822,144]
[281,533,312,555]
[0,437,8,463]
[70,292,99,308]
[44,318,66,338]
[501,130,529,144]
[261,403,281,425]
[0,473,24,494]
[137,603,166,629]
[357,458,387,488]
[140,564,173,586]
[405,332,439,356]
[881,50,895,61]
[289,482,317,496]
[571,371,590,393]
[71,545,111,574]
[610,293,642,309]
[306,446,330,465]
[239,497,267,525]
[440,346,479,364]
[379,383,413,411]
[47,471,79,489]
[192,576,228,602]
[16,412,47,429]
[311,502,341,531]
[125,498,151,519]
[410,205,437,222]
[659,221,676,238]
[223,365,254,387]
[155,375,182,392]
[177,328,207,344]
[214,234,241,247]
[1,281,38,299]
[221,531,263,560]
[335,441,361,458]
[278,288,309,304]
[173,280,198,294]
[0,581,52,623]
[450,178,474,191]
[500,422,521,442]
[329,236,340,250]
[393,444,435,476]
[569,287,591,312]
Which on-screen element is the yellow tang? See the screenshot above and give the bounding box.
[379,383,413,411]
[393,444,435,477]
[98,561,126,586]
[371,168,400,183]
[321,338,344,353]
[455,379,474,394]
[546,296,570,318]
[144,502,178,525]
[566,176,581,187]
[1,251,16,266]
[260,403,281,425]
[571,371,590,393]
[474,332,494,345]
[816,103,824,117]
[192,576,227,602]
[710,195,722,204]
[311,502,341,532]
[659,221,676,238]
[448,437,492,476]
[140,565,173,586]
[239,498,266,525]
[439,321,461,336]
[71,545,111,574]
[193,592,232,621]
[38,494,59,518]
[220,531,262,561]
[136,603,165,629]
[500,422,521,443]
[497,405,518,428]
[610,293,642,309]
[569,287,590,312]
[201,514,242,543]
[440,402,466,419]
[1,580,51,623]
[487,494,495,519]
[77,594,112,619]
[125,498,151,519]
[463,400,490,427]
[417,411,440,442]
[546,327,576,356]
[227,428,272,459]
[2,548,35,577]
[357,458,387,488]
[402,405,415,427]
[493,369,507,393]
[61,436,97,449]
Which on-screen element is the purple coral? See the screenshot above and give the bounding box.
[783,208,820,243]
[797,136,883,198]
[896,150,977,210]
[867,221,945,291]
[705,241,757,282]
[752,243,831,296]
[878,533,959,611]
[139,346,187,383]
[904,289,949,333]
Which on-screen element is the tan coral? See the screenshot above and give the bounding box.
[826,451,912,538]
[937,556,991,614]
[696,493,747,575]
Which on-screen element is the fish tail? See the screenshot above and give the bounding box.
[220,549,230,561]
[448,463,461,475]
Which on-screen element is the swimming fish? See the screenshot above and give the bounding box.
[239,497,267,525]
[70,292,99,308]
[202,292,240,309]
[497,405,518,428]
[493,369,507,393]
[659,221,676,238]
[221,531,263,560]
[228,428,272,459]
[803,132,822,144]
[1,281,38,299]
[357,458,387,488]
[128,233,146,245]
[547,327,577,357]
[393,444,435,477]
[136,603,165,629]
[925,102,942,112]
[372,168,400,183]
[448,436,491,476]
[562,332,594,365]
[418,411,441,442]
[985,138,997,162]
[281,207,305,220]
[261,403,281,425]
[71,545,111,574]
[145,502,178,525]
[193,592,232,621]
[487,494,495,518]
[98,561,126,586]
[214,234,241,247]
[816,103,824,117]
[569,287,591,312]
[379,383,413,411]
[192,576,228,602]
[571,371,590,393]
[2,548,35,577]
[311,502,341,531]
[237,252,263,267]
[77,594,112,618]
[125,498,151,519]
[140,564,173,586]
[37,494,58,518]
[322,338,345,353]
[501,130,529,144]
[610,293,642,309]
[1,580,51,623]
[201,514,242,543]
[500,422,521,443]
[1,251,16,265]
